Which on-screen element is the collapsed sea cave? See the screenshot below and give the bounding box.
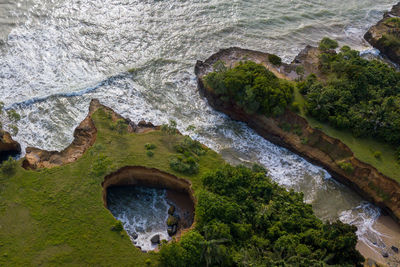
[102,166,195,251]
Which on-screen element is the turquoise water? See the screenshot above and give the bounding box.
[0,0,398,255]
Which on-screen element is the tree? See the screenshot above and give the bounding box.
[319,37,339,51]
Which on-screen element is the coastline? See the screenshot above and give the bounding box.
[357,215,400,266]
[195,46,400,265]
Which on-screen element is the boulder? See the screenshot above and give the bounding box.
[382,251,389,258]
[392,246,399,253]
[167,215,179,226]
[132,232,138,240]
[167,225,177,236]
[150,234,160,244]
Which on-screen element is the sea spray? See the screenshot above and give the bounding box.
[107,186,171,251]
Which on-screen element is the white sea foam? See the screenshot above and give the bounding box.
[0,0,397,253]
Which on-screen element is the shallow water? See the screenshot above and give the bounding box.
[0,0,398,254]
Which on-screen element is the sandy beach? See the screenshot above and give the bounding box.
[357,216,400,266]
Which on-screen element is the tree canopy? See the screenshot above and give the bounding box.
[299,42,400,152]
[204,61,294,116]
[160,165,364,266]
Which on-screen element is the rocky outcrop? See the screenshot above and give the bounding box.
[22,99,157,170]
[195,47,400,224]
[365,3,400,64]
[0,130,21,162]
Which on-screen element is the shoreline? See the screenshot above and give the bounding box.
[195,46,400,265]
[357,215,400,266]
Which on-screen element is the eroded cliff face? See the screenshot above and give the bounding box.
[195,47,400,223]
[365,3,400,64]
[0,130,21,161]
[22,99,157,169]
[102,166,196,240]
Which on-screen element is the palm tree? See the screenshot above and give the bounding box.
[199,238,229,267]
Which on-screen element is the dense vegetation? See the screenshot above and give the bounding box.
[299,40,400,158]
[160,165,364,267]
[204,61,294,116]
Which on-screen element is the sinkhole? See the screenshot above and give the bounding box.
[102,166,195,251]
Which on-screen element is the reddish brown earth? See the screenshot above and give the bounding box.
[195,47,400,224]
[22,99,157,169]
[0,130,21,161]
[365,3,400,64]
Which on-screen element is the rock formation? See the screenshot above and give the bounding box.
[0,130,21,162]
[365,3,400,64]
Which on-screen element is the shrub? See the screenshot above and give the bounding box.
[111,221,123,232]
[295,65,305,75]
[0,157,17,176]
[145,259,152,266]
[0,102,3,114]
[213,60,227,72]
[379,33,400,49]
[186,125,196,132]
[7,109,21,122]
[9,125,18,136]
[291,101,300,112]
[146,151,154,157]
[338,161,354,174]
[144,143,156,150]
[373,151,382,160]
[91,154,112,177]
[318,37,339,51]
[268,54,282,66]
[161,120,177,135]
[169,156,199,175]
[384,17,400,28]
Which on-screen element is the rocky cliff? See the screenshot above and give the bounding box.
[195,47,400,223]
[22,99,157,169]
[0,130,21,162]
[365,3,400,64]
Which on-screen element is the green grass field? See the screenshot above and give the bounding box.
[0,108,225,266]
[294,87,400,183]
